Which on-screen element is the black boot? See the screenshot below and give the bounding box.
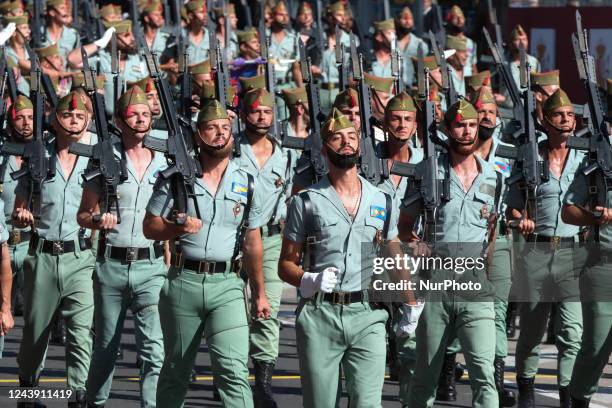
[517,376,535,408]
[116,345,123,361]
[454,362,465,382]
[212,379,221,401]
[13,290,24,317]
[50,317,66,345]
[67,390,86,408]
[506,302,517,338]
[17,377,46,408]
[559,387,571,408]
[190,368,197,384]
[436,353,457,401]
[253,360,278,408]
[494,357,516,407]
[571,396,590,408]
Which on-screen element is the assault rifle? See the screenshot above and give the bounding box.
[428,31,457,107]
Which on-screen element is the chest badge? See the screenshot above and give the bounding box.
[480,204,490,219]
[233,202,241,217]
[275,177,284,188]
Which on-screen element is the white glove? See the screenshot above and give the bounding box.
[300,267,339,298]
[395,302,425,337]
[0,23,16,47]
[94,27,115,49]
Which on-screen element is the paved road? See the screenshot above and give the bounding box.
[0,286,610,407]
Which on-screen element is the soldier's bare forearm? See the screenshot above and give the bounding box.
[243,229,266,298]
[561,204,594,226]
[278,238,305,287]
[143,212,186,241]
[0,244,12,312]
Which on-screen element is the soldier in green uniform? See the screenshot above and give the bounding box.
[281,87,309,139]
[506,89,585,408]
[369,19,414,89]
[35,43,73,96]
[144,100,270,408]
[471,87,517,407]
[131,77,167,140]
[41,0,80,61]
[531,70,560,124]
[445,35,468,98]
[507,25,541,94]
[445,5,477,75]
[279,108,403,407]
[14,92,98,407]
[1,96,34,318]
[142,1,170,59]
[364,74,394,126]
[76,86,167,408]
[401,100,501,408]
[233,88,294,407]
[563,138,612,408]
[395,7,429,63]
[182,0,211,64]
[212,3,239,61]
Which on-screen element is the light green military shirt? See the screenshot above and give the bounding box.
[0,197,8,243]
[510,54,541,93]
[15,134,97,241]
[184,28,210,64]
[506,141,585,237]
[232,133,295,225]
[284,175,399,292]
[149,30,170,57]
[84,146,167,248]
[400,33,429,61]
[1,154,22,225]
[146,159,266,261]
[42,26,80,61]
[377,145,424,210]
[564,162,612,248]
[450,67,467,98]
[370,56,415,89]
[320,30,358,85]
[465,36,477,72]
[269,29,298,84]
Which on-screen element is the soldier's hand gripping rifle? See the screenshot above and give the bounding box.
[496,46,548,228]
[1,54,55,219]
[428,31,457,107]
[141,45,203,225]
[350,34,388,184]
[390,44,450,245]
[565,11,612,225]
[68,48,128,224]
[282,39,327,183]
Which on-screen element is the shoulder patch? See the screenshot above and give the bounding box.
[231,181,249,196]
[370,205,387,221]
[494,160,511,174]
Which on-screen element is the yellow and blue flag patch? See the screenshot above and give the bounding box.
[494,160,511,175]
[370,205,387,220]
[231,182,248,197]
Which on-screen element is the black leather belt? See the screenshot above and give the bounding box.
[103,244,164,262]
[173,253,230,274]
[261,223,282,237]
[320,291,365,305]
[8,230,32,246]
[526,234,576,249]
[320,82,339,90]
[33,235,92,255]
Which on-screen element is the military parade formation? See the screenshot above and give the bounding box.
[0,0,611,407]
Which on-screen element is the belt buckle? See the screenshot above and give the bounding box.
[332,292,348,305]
[199,261,213,274]
[9,230,21,245]
[173,252,182,268]
[126,247,138,262]
[551,236,561,250]
[52,241,64,255]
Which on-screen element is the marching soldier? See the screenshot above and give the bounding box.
[370,19,415,88]
[142,1,170,58]
[445,5,477,75]
[445,35,468,98]
[41,0,80,61]
[281,87,309,139]
[144,99,270,407]
[400,100,501,408]
[14,91,97,407]
[183,0,211,64]
[131,77,167,139]
[213,3,239,61]
[395,7,430,61]
[506,89,585,408]
[233,88,295,407]
[279,108,401,407]
[531,70,560,124]
[364,73,393,125]
[507,25,541,93]
[77,86,167,408]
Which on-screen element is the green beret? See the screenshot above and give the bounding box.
[197,99,229,125]
[281,87,308,107]
[364,73,393,94]
[531,70,560,87]
[386,91,416,113]
[56,91,88,113]
[116,86,149,117]
[543,89,573,114]
[333,88,359,110]
[447,5,464,19]
[446,35,467,52]
[471,87,496,109]
[4,14,27,26]
[466,71,491,91]
[200,83,237,107]
[444,99,478,125]
[243,88,274,111]
[374,19,395,32]
[71,73,106,91]
[185,0,204,13]
[237,27,258,44]
[322,108,355,140]
[189,59,211,75]
[239,75,266,92]
[36,43,60,59]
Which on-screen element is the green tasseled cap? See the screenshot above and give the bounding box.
[322,108,355,140]
[444,99,478,124]
[197,99,229,125]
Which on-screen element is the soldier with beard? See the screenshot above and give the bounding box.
[471,87,517,407]
[281,87,309,139]
[399,100,501,408]
[279,108,401,407]
[132,77,167,139]
[506,90,585,408]
[507,25,541,94]
[77,86,167,408]
[369,19,415,89]
[395,7,429,66]
[1,96,33,318]
[40,0,80,61]
[13,92,97,408]
[212,3,239,61]
[233,88,295,407]
[144,99,270,408]
[445,5,477,76]
[183,0,211,65]
[142,1,170,59]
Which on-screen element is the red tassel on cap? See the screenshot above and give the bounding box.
[126,105,133,117]
[70,94,78,110]
[350,93,357,108]
[145,80,152,93]
[454,113,463,123]
[475,100,483,110]
[483,76,490,86]
[251,96,260,110]
[233,94,238,107]
[11,106,16,120]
